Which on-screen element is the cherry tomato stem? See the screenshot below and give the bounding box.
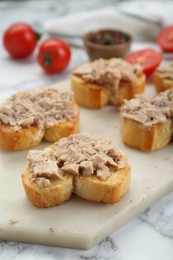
[37,38,71,74]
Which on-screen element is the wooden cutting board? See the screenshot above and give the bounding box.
[0,80,173,249]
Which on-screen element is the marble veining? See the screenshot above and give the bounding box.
[0,0,173,259]
[140,192,173,239]
[0,237,122,260]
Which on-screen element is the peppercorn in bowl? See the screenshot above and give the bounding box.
[83,29,132,60]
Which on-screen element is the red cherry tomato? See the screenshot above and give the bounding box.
[37,38,71,74]
[3,23,38,59]
[125,49,162,76]
[157,25,173,52]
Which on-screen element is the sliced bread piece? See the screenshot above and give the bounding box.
[120,91,173,151]
[154,61,173,93]
[0,88,80,150]
[71,58,146,108]
[22,134,131,207]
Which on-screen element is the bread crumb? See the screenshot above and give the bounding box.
[49,227,54,233]
[9,219,18,225]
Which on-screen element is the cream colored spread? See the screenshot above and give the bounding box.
[28,134,128,186]
[0,88,77,130]
[73,58,142,90]
[152,88,173,118]
[156,61,173,80]
[121,89,173,125]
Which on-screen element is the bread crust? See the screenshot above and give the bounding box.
[154,71,173,93]
[0,125,45,151]
[71,73,146,108]
[22,167,73,208]
[22,165,131,207]
[0,101,80,151]
[120,114,172,151]
[109,73,146,106]
[73,164,131,204]
[71,75,109,109]
[44,103,80,142]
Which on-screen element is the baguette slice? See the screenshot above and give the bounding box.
[154,70,173,93]
[109,73,146,106]
[0,89,80,151]
[22,164,131,207]
[43,102,80,142]
[74,164,131,204]
[22,134,131,207]
[22,167,73,208]
[0,124,45,151]
[71,74,109,109]
[120,115,172,151]
[71,73,145,108]
[71,58,146,109]
[154,62,173,93]
[120,88,173,151]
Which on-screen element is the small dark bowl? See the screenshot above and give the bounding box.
[83,29,132,61]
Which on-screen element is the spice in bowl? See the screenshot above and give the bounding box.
[83,29,132,60]
[89,31,129,46]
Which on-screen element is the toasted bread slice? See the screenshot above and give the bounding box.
[22,134,131,207]
[22,167,73,208]
[71,58,146,109]
[71,75,109,109]
[22,164,130,207]
[71,73,145,108]
[154,62,173,93]
[154,70,173,93]
[109,73,146,106]
[74,164,131,204]
[120,115,172,151]
[22,165,131,207]
[120,89,173,151]
[44,103,80,142]
[0,89,80,151]
[0,125,45,151]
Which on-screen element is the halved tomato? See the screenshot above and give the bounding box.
[157,25,173,52]
[125,49,162,76]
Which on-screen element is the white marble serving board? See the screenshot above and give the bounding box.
[0,80,173,250]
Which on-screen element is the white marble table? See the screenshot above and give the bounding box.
[0,0,173,259]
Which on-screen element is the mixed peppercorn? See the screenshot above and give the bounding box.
[89,31,129,45]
